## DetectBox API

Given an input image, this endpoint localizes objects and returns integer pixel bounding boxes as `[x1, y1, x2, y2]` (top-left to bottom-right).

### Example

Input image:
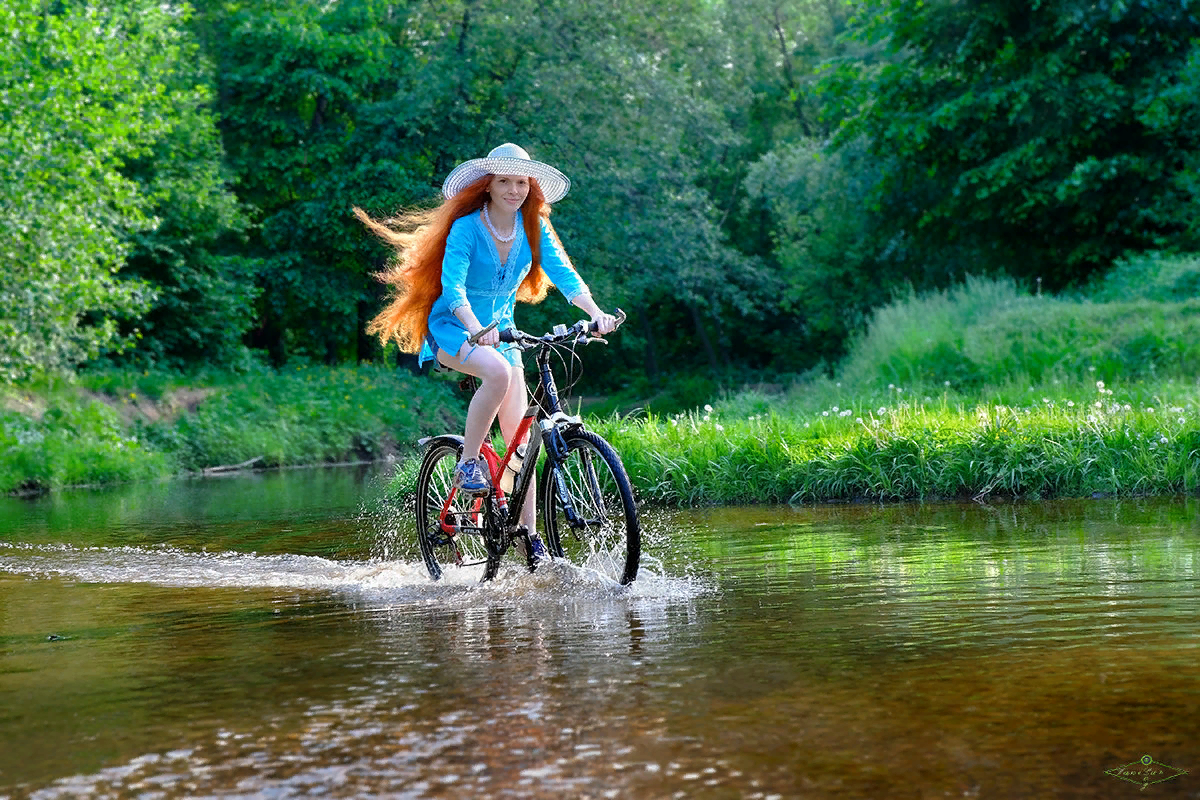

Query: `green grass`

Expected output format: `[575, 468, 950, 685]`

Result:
[593, 380, 1200, 506]
[136, 365, 463, 472]
[6, 256, 1200, 503]
[1, 394, 171, 493]
[2, 366, 465, 494]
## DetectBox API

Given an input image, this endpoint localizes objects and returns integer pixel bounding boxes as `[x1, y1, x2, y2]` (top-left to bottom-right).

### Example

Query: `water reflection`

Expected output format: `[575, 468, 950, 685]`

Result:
[2, 471, 1198, 798]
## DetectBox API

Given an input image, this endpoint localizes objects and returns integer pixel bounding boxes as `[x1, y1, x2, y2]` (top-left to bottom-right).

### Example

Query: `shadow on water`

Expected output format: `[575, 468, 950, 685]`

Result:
[2, 467, 1199, 798]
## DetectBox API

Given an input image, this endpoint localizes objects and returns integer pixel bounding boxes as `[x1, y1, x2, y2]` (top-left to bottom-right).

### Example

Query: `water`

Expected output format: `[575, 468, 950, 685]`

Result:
[2, 468, 1198, 798]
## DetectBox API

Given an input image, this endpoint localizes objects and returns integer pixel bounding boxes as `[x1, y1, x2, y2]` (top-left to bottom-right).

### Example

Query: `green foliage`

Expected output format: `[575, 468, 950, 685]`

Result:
[833, 0, 1200, 288]
[838, 274, 1200, 391]
[743, 136, 890, 364]
[140, 366, 464, 470]
[114, 51, 262, 372]
[1085, 252, 1200, 304]
[0, 0, 185, 382]
[0, 397, 170, 494]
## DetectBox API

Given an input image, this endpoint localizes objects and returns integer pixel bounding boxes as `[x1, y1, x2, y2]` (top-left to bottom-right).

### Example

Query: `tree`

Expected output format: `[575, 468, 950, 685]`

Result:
[113, 7, 261, 372]
[835, 0, 1200, 289]
[0, 0, 183, 382]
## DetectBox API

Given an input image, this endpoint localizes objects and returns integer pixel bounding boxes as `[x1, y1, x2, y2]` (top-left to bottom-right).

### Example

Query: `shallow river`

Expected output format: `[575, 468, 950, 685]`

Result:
[1, 467, 1198, 798]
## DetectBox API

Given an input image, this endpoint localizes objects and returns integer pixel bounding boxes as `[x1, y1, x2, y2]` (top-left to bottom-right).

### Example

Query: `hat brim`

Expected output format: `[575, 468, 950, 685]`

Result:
[441, 156, 571, 203]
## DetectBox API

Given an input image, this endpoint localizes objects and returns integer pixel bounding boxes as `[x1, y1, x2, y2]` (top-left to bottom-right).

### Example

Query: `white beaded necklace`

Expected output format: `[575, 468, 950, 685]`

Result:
[482, 202, 518, 243]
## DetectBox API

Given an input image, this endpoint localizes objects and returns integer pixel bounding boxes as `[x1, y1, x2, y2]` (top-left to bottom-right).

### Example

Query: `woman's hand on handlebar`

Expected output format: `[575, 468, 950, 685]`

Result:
[589, 311, 619, 336]
[467, 321, 499, 347]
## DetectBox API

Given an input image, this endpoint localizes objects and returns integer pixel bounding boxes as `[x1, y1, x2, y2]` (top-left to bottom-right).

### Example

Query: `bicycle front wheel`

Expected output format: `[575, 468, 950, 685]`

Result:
[541, 430, 640, 585]
[415, 439, 492, 582]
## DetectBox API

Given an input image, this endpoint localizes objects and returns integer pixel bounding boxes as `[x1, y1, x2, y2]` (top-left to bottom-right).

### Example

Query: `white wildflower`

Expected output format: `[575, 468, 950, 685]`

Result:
[1096, 380, 1105, 390]
[1067, 401, 1075, 407]
[704, 404, 713, 413]
[877, 407, 886, 415]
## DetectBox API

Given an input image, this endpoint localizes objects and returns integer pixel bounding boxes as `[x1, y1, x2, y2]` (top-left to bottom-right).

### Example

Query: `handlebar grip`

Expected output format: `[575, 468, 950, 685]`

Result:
[499, 329, 518, 344]
[588, 308, 626, 334]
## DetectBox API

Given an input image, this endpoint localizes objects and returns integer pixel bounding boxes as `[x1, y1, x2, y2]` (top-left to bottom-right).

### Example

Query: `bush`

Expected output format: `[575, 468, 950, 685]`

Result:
[143, 365, 465, 471]
[1086, 252, 1200, 303]
[1, 400, 170, 493]
[838, 272, 1200, 392]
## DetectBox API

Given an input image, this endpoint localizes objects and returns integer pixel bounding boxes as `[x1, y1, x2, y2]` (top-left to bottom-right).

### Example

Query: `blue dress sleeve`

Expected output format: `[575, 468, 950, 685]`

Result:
[441, 220, 473, 312]
[539, 219, 589, 302]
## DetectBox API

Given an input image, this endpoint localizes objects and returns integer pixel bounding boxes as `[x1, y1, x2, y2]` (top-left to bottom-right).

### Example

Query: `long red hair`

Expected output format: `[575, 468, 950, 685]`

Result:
[356, 176, 559, 354]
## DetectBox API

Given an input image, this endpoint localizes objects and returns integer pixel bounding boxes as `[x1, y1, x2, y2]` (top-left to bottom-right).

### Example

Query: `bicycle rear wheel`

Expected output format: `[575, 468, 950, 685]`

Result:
[415, 438, 492, 581]
[541, 430, 640, 585]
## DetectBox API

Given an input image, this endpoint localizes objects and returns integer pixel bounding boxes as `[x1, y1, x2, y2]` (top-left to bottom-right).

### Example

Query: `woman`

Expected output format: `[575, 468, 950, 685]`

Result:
[356, 143, 616, 551]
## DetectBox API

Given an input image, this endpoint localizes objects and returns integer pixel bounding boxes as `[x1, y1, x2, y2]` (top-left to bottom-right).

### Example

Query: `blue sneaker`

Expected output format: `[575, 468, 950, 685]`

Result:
[529, 535, 548, 562]
[453, 457, 490, 494]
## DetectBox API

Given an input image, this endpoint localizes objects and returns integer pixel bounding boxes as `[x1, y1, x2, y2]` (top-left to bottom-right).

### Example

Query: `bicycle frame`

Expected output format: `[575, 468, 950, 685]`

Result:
[434, 336, 587, 547]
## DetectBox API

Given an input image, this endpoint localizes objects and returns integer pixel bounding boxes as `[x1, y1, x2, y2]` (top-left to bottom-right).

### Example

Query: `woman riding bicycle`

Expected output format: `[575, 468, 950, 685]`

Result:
[355, 143, 618, 551]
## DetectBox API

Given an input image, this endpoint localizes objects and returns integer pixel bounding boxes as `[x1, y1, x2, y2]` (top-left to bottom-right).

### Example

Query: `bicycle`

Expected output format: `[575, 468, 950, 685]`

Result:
[413, 310, 641, 585]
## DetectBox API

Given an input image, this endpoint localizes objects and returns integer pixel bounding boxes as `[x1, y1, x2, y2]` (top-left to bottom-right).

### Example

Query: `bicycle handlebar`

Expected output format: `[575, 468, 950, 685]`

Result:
[468, 309, 626, 347]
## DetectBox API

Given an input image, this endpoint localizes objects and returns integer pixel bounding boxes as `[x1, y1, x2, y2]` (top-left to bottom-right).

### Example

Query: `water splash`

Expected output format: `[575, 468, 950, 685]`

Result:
[0, 540, 710, 609]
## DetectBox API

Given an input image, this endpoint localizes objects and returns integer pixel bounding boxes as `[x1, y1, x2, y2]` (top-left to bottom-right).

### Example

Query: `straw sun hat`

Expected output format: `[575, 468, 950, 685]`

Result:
[441, 143, 571, 203]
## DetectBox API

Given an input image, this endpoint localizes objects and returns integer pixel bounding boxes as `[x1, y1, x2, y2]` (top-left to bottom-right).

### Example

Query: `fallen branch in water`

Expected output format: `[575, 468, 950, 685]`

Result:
[203, 456, 264, 475]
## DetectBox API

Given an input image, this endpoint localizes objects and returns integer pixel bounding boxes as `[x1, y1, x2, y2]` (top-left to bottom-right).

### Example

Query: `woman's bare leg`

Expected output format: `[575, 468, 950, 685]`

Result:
[437, 345, 537, 532]
[437, 343, 513, 462]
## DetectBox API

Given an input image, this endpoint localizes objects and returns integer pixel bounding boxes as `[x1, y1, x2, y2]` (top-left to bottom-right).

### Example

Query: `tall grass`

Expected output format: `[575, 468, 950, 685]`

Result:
[595, 389, 1200, 506]
[1085, 251, 1200, 303]
[591, 263, 1200, 506]
[838, 271, 1200, 390]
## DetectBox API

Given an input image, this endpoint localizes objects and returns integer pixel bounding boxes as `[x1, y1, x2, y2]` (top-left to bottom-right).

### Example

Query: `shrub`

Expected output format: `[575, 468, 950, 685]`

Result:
[1087, 252, 1200, 303]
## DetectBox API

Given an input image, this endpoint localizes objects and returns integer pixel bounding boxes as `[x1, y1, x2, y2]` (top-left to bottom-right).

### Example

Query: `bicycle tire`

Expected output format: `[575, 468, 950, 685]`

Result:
[540, 429, 640, 585]
[415, 438, 493, 582]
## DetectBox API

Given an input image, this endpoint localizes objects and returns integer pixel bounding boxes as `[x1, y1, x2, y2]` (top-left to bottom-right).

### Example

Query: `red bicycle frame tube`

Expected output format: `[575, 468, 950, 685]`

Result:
[436, 407, 537, 535]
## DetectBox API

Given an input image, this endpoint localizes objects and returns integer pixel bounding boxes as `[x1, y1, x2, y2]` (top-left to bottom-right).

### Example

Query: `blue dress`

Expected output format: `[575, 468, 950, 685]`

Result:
[421, 211, 590, 366]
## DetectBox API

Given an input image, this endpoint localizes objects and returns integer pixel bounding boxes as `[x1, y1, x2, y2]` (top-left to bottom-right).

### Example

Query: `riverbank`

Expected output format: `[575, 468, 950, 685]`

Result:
[597, 377, 1200, 505]
[4, 367, 1198, 505]
[6, 267, 1199, 503]
[0, 365, 466, 495]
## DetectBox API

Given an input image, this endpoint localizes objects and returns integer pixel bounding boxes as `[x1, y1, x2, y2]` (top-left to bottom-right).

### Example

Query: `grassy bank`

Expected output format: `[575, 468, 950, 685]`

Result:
[6, 256, 1200, 504]
[590, 257, 1200, 505]
[1, 365, 465, 494]
[593, 378, 1199, 506]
